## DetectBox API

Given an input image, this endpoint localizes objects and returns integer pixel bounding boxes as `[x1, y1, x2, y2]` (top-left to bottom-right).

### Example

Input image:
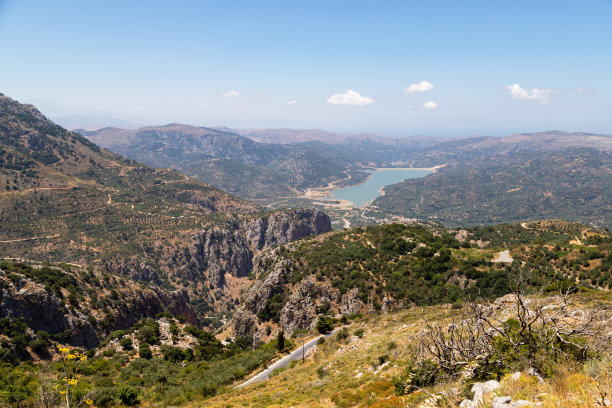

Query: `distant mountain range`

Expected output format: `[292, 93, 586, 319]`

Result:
[77, 125, 612, 229]
[372, 132, 612, 228]
[77, 124, 355, 199]
[52, 114, 145, 130]
[223, 127, 439, 145]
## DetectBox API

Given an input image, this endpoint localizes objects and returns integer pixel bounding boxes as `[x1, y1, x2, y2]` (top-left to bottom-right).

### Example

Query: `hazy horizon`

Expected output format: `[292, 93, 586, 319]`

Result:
[48, 112, 611, 140]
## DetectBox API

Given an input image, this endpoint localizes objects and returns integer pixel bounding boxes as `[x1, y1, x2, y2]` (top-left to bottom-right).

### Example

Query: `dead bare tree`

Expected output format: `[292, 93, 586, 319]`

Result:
[417, 271, 609, 381]
[418, 314, 497, 377]
[35, 364, 60, 408]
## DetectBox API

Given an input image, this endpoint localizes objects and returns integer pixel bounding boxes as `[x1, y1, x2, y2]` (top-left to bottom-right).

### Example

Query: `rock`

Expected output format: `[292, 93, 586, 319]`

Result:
[381, 296, 393, 313]
[241, 209, 331, 251]
[230, 309, 258, 337]
[461, 380, 501, 408]
[171, 208, 331, 292]
[0, 275, 97, 347]
[355, 372, 363, 379]
[472, 380, 501, 396]
[492, 397, 513, 407]
[492, 396, 533, 408]
[374, 361, 390, 374]
[511, 371, 521, 381]
[339, 287, 364, 315]
[527, 367, 545, 383]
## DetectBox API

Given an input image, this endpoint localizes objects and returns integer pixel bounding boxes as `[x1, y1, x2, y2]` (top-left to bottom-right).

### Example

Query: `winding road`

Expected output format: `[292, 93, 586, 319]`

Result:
[236, 329, 337, 388]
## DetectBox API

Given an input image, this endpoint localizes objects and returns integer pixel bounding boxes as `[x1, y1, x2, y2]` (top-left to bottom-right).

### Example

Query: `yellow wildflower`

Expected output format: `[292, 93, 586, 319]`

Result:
[60, 390, 66, 395]
[68, 378, 78, 386]
[85, 400, 94, 405]
[66, 354, 76, 360]
[58, 347, 70, 353]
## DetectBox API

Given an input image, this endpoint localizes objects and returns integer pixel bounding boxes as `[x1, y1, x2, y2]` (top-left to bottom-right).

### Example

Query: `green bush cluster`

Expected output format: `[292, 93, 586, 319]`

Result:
[317, 316, 335, 334]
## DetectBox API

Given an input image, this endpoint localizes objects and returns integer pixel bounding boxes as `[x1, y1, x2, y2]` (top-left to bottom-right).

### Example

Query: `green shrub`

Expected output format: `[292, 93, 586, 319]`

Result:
[394, 360, 440, 395]
[200, 383, 217, 398]
[354, 328, 365, 338]
[276, 330, 285, 352]
[29, 338, 50, 356]
[119, 337, 132, 350]
[378, 354, 389, 366]
[317, 366, 327, 378]
[138, 342, 152, 359]
[161, 345, 194, 363]
[336, 328, 349, 341]
[257, 293, 286, 323]
[316, 316, 334, 334]
[92, 388, 115, 407]
[136, 325, 159, 345]
[116, 385, 138, 406]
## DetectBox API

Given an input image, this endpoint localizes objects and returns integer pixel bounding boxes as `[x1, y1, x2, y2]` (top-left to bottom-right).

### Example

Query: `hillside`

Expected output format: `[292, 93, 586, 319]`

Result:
[207, 290, 612, 408]
[78, 125, 353, 199]
[227, 219, 612, 342]
[0, 93, 257, 265]
[373, 148, 612, 228]
[389, 131, 612, 169]
[0, 94, 332, 333]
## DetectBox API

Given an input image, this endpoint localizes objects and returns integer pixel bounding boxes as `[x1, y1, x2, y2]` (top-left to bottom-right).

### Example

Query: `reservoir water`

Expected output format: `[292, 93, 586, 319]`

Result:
[329, 168, 432, 207]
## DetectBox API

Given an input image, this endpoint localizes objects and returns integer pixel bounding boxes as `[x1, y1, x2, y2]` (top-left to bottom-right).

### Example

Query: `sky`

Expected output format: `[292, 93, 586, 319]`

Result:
[1, 0, 611, 136]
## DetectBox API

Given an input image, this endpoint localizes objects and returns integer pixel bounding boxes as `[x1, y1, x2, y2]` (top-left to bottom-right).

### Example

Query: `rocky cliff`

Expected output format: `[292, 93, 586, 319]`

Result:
[96, 208, 331, 317]
[170, 209, 332, 313]
[0, 264, 199, 348]
[229, 240, 365, 343]
[171, 208, 330, 286]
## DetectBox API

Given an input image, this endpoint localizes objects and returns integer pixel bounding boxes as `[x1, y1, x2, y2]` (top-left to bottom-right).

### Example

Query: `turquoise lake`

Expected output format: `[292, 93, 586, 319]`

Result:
[329, 168, 432, 207]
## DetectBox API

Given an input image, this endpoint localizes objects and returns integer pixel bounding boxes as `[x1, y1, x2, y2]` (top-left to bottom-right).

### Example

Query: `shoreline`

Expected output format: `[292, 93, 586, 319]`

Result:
[301, 164, 444, 205]
[373, 164, 446, 172]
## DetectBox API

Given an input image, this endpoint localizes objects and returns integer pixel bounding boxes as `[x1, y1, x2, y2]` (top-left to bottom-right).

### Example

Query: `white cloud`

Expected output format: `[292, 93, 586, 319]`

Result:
[404, 80, 435, 94]
[286, 100, 297, 105]
[405, 104, 414, 109]
[326, 90, 375, 106]
[221, 90, 239, 98]
[423, 100, 438, 109]
[504, 84, 559, 104]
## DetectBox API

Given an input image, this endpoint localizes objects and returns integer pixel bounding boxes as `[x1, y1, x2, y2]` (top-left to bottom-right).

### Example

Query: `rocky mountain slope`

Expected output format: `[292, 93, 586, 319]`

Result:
[78, 124, 352, 199]
[384, 130, 612, 169]
[0, 93, 332, 341]
[373, 147, 612, 228]
[0, 261, 197, 348]
[227, 220, 612, 342]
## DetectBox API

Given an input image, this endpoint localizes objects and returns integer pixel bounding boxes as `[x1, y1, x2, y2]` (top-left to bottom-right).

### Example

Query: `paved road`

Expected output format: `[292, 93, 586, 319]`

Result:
[236, 330, 337, 388]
